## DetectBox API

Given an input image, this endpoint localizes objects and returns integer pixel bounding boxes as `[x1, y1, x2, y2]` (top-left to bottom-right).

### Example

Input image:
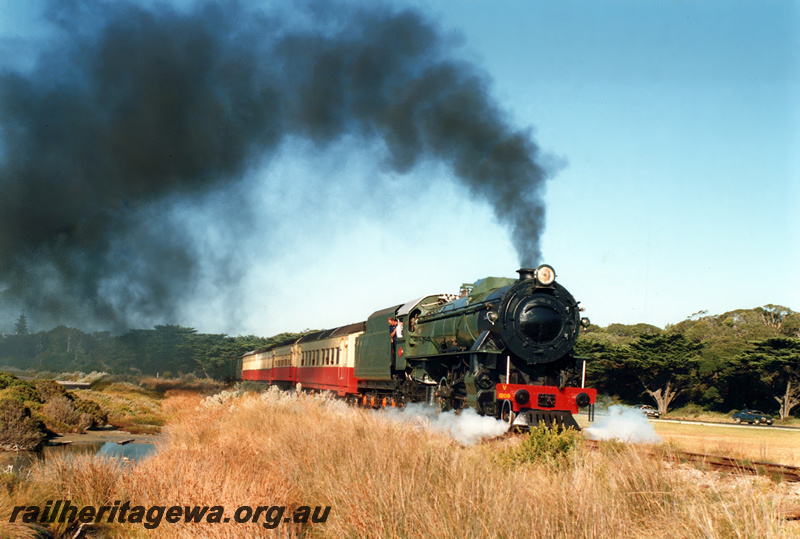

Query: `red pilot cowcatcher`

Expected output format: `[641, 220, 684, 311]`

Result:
[495, 384, 597, 414]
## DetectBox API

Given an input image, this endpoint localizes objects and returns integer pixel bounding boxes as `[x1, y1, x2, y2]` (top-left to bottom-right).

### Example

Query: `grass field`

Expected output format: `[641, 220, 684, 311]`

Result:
[577, 410, 800, 467]
[653, 421, 800, 467]
[71, 382, 167, 434]
[2, 388, 799, 538]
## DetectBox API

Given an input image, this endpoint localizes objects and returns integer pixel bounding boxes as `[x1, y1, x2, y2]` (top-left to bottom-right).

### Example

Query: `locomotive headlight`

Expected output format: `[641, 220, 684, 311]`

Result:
[535, 264, 556, 286]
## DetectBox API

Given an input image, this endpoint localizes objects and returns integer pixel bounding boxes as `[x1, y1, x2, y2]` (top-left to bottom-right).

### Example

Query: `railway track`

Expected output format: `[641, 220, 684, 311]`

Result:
[583, 439, 800, 483]
[668, 450, 800, 521]
[670, 450, 800, 482]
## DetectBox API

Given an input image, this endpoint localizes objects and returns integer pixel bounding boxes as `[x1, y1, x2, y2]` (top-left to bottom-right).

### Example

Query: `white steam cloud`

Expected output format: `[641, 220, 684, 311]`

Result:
[385, 403, 509, 445]
[584, 404, 662, 444]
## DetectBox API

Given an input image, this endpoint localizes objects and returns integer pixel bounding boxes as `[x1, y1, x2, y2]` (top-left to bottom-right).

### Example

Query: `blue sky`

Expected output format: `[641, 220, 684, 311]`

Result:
[0, 0, 797, 335]
[404, 0, 799, 328]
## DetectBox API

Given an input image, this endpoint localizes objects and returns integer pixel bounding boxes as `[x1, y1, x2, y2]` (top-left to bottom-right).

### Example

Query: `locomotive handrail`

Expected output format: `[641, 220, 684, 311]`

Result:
[403, 348, 504, 361]
[417, 301, 498, 324]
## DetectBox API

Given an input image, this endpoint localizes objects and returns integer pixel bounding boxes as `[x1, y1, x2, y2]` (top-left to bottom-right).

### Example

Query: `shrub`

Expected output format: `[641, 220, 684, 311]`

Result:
[35, 380, 68, 402]
[0, 469, 23, 494]
[0, 398, 46, 450]
[0, 371, 30, 390]
[0, 384, 40, 405]
[41, 396, 99, 432]
[74, 398, 108, 426]
[0, 373, 39, 405]
[500, 424, 582, 468]
[140, 374, 225, 394]
[43, 396, 81, 427]
[669, 403, 706, 418]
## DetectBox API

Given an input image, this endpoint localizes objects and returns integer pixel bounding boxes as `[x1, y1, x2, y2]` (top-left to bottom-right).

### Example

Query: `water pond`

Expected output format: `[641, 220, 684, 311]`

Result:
[1, 439, 159, 475]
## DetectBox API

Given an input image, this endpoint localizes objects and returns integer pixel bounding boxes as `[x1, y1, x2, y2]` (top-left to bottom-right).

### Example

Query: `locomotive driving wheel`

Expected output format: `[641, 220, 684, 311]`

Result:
[500, 399, 515, 426]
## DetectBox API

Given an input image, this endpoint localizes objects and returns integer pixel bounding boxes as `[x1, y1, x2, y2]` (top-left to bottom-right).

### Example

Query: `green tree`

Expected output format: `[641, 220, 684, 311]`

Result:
[575, 337, 638, 401]
[738, 337, 800, 420]
[13, 312, 29, 335]
[756, 305, 795, 332]
[627, 333, 702, 414]
[781, 313, 800, 338]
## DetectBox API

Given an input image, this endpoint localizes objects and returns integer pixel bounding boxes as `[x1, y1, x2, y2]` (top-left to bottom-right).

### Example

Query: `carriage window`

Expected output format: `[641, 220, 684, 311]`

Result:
[336, 348, 340, 365]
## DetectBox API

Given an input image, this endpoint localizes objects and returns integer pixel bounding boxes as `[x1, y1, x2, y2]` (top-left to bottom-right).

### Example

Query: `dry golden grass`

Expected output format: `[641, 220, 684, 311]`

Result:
[2, 388, 799, 538]
[653, 421, 800, 466]
[139, 376, 226, 395]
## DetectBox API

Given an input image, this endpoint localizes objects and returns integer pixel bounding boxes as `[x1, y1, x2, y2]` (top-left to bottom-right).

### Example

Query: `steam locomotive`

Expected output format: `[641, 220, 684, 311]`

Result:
[238, 265, 596, 429]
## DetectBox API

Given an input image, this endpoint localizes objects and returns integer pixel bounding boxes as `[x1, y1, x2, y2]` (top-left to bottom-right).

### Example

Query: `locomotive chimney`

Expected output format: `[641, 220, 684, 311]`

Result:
[516, 268, 536, 282]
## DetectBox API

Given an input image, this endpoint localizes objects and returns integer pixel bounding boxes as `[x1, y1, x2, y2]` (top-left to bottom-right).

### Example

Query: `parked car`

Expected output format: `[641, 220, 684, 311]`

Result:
[732, 410, 773, 425]
[633, 404, 661, 419]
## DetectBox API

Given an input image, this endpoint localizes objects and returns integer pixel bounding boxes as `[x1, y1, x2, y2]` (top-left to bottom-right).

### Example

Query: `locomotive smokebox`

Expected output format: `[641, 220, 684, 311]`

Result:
[516, 268, 536, 281]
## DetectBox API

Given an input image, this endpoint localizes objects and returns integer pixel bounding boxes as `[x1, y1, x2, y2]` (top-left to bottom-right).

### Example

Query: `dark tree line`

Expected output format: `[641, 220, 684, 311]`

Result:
[0, 323, 307, 380]
[1, 305, 798, 418]
[576, 305, 800, 418]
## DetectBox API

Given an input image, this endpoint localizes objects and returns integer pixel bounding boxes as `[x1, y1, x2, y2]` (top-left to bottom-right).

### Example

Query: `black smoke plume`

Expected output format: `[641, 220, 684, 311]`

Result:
[0, 0, 551, 331]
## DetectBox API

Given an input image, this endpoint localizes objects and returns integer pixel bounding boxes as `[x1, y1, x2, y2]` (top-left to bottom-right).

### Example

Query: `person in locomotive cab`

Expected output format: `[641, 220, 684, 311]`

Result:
[388, 317, 399, 360]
